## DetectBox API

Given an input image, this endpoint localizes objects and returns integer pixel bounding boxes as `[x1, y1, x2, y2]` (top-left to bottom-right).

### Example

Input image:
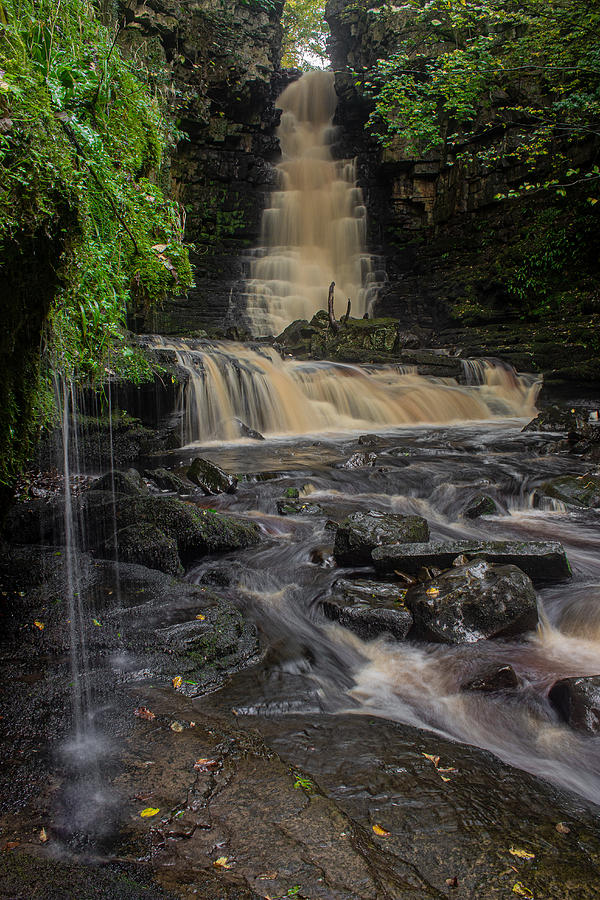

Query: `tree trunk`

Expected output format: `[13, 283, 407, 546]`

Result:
[328, 281, 339, 332]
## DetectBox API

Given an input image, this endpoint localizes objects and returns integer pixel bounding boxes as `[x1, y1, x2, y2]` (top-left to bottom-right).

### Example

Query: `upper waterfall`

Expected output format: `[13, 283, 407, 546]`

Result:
[243, 71, 380, 337]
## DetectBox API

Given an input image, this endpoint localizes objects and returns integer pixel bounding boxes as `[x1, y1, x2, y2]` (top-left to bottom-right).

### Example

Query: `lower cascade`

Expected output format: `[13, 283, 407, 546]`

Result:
[149, 336, 539, 444]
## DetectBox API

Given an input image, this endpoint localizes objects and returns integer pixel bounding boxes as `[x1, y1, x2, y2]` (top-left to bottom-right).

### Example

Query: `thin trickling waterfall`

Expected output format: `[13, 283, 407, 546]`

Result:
[244, 71, 381, 337]
[148, 336, 539, 444]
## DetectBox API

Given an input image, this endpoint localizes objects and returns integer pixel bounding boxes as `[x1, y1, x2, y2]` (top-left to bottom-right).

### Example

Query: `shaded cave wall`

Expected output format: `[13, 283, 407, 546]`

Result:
[326, 0, 600, 382]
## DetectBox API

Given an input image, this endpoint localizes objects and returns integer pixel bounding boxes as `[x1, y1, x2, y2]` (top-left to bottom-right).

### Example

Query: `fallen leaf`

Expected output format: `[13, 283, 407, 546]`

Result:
[170, 721, 185, 732]
[512, 883, 534, 898]
[555, 822, 570, 834]
[426, 586, 440, 596]
[214, 856, 232, 868]
[39, 827, 48, 843]
[33, 621, 45, 631]
[172, 675, 183, 689]
[3, 841, 20, 851]
[134, 706, 156, 721]
[195, 614, 206, 621]
[151, 243, 168, 253]
[422, 753, 441, 767]
[140, 807, 160, 818]
[437, 767, 457, 774]
[258, 872, 278, 880]
[92, 618, 102, 627]
[445, 876, 458, 888]
[439, 775, 451, 783]
[194, 758, 218, 771]
[372, 824, 390, 837]
[509, 847, 535, 860]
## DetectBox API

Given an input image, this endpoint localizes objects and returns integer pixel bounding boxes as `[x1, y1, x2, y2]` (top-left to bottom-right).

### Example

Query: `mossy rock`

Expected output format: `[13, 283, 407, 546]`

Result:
[540, 474, 600, 508]
[104, 523, 183, 576]
[334, 512, 430, 566]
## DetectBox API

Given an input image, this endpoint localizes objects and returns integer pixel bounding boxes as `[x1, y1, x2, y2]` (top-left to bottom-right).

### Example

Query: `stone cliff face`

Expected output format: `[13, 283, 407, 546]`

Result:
[119, 0, 286, 333]
[326, 0, 600, 383]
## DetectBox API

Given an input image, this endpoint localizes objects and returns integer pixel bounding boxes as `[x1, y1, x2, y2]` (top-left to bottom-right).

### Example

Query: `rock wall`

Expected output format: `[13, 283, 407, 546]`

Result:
[119, 0, 286, 334]
[326, 0, 600, 383]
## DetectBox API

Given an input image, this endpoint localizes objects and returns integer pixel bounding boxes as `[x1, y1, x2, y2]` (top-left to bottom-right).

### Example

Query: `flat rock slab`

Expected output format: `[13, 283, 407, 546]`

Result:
[372, 539, 571, 582]
[334, 512, 430, 566]
[405, 560, 538, 644]
[322, 579, 413, 640]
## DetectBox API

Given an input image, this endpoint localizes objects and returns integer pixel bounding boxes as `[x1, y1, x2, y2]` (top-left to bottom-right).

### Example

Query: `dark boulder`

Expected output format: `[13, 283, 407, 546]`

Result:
[372, 539, 571, 582]
[322, 578, 413, 640]
[539, 474, 600, 509]
[548, 676, 600, 734]
[357, 434, 385, 447]
[334, 512, 430, 566]
[461, 494, 500, 519]
[405, 559, 539, 644]
[277, 499, 324, 516]
[103, 523, 183, 576]
[187, 457, 238, 494]
[144, 467, 193, 494]
[461, 664, 520, 692]
[230, 418, 265, 441]
[89, 468, 147, 495]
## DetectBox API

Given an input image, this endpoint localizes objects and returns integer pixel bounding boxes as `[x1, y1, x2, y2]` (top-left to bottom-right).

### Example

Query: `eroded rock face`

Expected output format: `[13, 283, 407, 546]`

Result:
[404, 559, 539, 644]
[461, 664, 520, 693]
[119, 0, 286, 333]
[334, 511, 430, 566]
[372, 538, 571, 582]
[549, 676, 600, 735]
[540, 474, 600, 509]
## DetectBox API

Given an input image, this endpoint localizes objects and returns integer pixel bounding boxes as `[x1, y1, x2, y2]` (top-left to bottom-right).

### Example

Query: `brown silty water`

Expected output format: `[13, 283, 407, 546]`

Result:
[244, 70, 379, 336]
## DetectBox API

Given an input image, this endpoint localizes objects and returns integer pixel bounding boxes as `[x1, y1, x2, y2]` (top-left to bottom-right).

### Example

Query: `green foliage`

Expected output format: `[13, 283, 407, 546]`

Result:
[281, 0, 329, 69]
[0, 0, 193, 385]
[355, 0, 600, 199]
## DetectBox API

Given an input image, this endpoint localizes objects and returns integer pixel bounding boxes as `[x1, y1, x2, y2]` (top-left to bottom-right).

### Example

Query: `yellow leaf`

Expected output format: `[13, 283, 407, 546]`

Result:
[509, 847, 535, 860]
[439, 775, 451, 783]
[33, 620, 45, 630]
[512, 883, 534, 898]
[39, 827, 48, 843]
[214, 856, 232, 868]
[172, 675, 183, 689]
[195, 614, 206, 621]
[422, 753, 441, 767]
[426, 587, 440, 596]
[140, 807, 159, 818]
[170, 721, 185, 732]
[372, 824, 390, 837]
[555, 822, 570, 834]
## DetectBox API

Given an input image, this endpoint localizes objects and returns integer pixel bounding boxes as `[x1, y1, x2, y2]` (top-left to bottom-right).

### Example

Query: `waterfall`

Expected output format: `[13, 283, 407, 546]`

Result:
[148, 336, 539, 444]
[244, 71, 381, 337]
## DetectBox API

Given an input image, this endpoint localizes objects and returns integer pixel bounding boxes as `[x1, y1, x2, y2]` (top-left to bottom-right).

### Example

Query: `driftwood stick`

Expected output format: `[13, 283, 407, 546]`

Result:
[327, 281, 339, 332]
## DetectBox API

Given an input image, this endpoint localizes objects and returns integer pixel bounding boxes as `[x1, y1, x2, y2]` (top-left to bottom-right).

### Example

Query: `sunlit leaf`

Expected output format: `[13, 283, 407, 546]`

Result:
[172, 675, 183, 689]
[134, 706, 156, 721]
[509, 847, 535, 860]
[372, 824, 390, 836]
[512, 883, 534, 899]
[33, 620, 45, 630]
[214, 856, 232, 868]
[140, 807, 159, 818]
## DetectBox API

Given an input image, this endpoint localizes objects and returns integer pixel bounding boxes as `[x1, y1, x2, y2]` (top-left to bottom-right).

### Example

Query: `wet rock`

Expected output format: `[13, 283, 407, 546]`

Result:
[461, 664, 520, 692]
[187, 456, 238, 495]
[523, 405, 589, 434]
[334, 512, 430, 566]
[144, 467, 193, 494]
[89, 468, 147, 495]
[372, 538, 571, 582]
[357, 434, 384, 446]
[549, 676, 600, 734]
[2, 498, 56, 544]
[283, 486, 300, 499]
[78, 492, 261, 564]
[322, 578, 413, 640]
[103, 523, 183, 577]
[405, 559, 538, 643]
[231, 417, 265, 441]
[340, 451, 377, 469]
[276, 499, 324, 516]
[539, 473, 600, 509]
[461, 493, 500, 518]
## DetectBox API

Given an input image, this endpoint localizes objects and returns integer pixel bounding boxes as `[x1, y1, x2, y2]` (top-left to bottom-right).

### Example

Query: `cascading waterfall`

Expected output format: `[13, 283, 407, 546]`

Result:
[244, 71, 382, 337]
[149, 336, 539, 444]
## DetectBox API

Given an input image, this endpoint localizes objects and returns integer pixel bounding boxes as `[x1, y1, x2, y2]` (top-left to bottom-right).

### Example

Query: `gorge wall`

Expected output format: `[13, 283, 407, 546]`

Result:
[119, 0, 286, 335]
[326, 0, 600, 385]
